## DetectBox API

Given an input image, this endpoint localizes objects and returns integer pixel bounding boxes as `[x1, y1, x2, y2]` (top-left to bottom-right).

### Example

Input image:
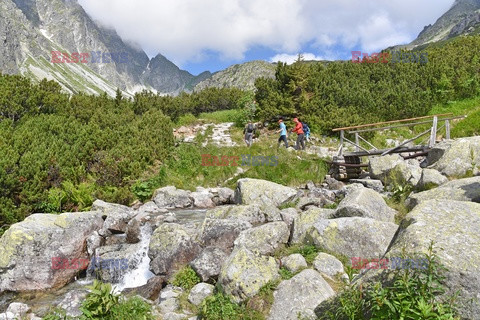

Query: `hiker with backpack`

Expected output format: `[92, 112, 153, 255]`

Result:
[302, 121, 310, 141]
[276, 117, 289, 148]
[291, 118, 305, 150]
[244, 121, 256, 147]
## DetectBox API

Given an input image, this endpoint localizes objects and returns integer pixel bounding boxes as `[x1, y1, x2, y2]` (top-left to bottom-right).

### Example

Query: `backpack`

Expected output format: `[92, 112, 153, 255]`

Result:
[302, 122, 310, 134]
[247, 123, 254, 133]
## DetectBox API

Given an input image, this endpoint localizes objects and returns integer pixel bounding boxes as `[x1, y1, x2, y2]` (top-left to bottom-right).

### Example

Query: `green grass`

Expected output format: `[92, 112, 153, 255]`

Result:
[199, 109, 244, 125]
[200, 293, 264, 320]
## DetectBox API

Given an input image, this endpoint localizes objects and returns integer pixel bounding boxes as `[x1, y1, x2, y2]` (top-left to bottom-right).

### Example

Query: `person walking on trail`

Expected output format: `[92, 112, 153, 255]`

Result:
[244, 121, 256, 147]
[291, 118, 305, 150]
[276, 118, 289, 148]
[302, 121, 310, 142]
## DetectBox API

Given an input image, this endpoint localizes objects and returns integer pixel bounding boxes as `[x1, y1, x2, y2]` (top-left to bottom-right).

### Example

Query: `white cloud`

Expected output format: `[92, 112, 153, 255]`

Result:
[270, 53, 326, 64]
[77, 0, 454, 66]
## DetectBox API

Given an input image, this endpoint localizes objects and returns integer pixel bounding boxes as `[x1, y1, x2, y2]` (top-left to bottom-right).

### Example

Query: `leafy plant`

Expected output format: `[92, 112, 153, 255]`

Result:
[199, 293, 264, 320]
[171, 266, 201, 290]
[79, 280, 119, 319]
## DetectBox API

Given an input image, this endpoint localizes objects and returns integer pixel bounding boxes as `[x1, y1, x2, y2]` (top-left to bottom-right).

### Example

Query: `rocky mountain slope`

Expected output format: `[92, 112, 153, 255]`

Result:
[0, 0, 207, 96]
[194, 60, 276, 92]
[408, 0, 480, 48]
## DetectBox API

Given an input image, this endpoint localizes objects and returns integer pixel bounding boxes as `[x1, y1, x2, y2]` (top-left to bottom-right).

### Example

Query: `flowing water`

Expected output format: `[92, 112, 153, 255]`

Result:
[5, 209, 208, 317]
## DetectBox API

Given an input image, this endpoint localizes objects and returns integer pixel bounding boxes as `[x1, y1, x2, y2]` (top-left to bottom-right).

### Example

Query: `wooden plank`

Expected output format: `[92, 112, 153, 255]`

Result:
[429, 116, 438, 148]
[381, 128, 431, 156]
[332, 113, 453, 132]
[344, 146, 427, 157]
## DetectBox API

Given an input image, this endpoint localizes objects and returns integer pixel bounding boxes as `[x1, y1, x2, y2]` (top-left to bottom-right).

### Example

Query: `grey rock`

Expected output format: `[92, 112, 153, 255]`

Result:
[218, 247, 279, 303]
[188, 283, 214, 305]
[268, 269, 335, 320]
[386, 200, 480, 320]
[291, 208, 336, 244]
[190, 247, 229, 282]
[122, 276, 165, 301]
[368, 154, 405, 182]
[158, 285, 183, 314]
[234, 222, 290, 255]
[190, 190, 215, 208]
[149, 223, 202, 276]
[306, 217, 398, 259]
[416, 168, 448, 190]
[333, 188, 396, 223]
[407, 176, 480, 209]
[312, 253, 345, 279]
[153, 186, 192, 209]
[323, 176, 345, 190]
[206, 204, 265, 225]
[95, 242, 143, 283]
[281, 254, 307, 273]
[6, 303, 29, 318]
[280, 208, 298, 230]
[0, 211, 103, 291]
[126, 217, 141, 243]
[87, 231, 104, 256]
[93, 200, 136, 234]
[296, 196, 331, 210]
[349, 179, 384, 192]
[200, 218, 252, 252]
[57, 289, 88, 317]
[234, 178, 297, 207]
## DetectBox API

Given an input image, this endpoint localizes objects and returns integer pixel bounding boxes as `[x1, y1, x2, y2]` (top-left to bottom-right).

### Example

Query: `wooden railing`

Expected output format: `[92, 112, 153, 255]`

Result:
[332, 113, 466, 157]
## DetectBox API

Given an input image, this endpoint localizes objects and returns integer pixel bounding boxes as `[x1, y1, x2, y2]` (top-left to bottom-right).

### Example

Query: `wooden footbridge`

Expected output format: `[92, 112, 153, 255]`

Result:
[330, 113, 466, 180]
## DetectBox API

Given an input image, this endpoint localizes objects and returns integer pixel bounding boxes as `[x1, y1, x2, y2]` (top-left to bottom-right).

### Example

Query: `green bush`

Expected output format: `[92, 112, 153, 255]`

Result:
[171, 266, 201, 290]
[319, 243, 460, 320]
[199, 293, 264, 320]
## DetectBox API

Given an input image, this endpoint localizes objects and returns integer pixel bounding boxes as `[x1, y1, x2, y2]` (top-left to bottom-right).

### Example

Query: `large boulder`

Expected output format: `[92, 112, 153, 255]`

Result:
[188, 283, 214, 306]
[205, 204, 265, 225]
[386, 200, 480, 319]
[312, 253, 345, 279]
[93, 200, 135, 234]
[148, 223, 202, 275]
[416, 168, 448, 190]
[305, 217, 398, 259]
[190, 188, 215, 208]
[406, 176, 480, 209]
[268, 269, 335, 320]
[210, 187, 235, 205]
[218, 247, 279, 303]
[368, 154, 405, 182]
[0, 212, 103, 291]
[234, 222, 290, 255]
[94, 242, 144, 283]
[291, 208, 335, 244]
[199, 218, 252, 252]
[333, 188, 396, 223]
[427, 137, 480, 178]
[153, 186, 192, 209]
[190, 247, 229, 282]
[234, 178, 297, 207]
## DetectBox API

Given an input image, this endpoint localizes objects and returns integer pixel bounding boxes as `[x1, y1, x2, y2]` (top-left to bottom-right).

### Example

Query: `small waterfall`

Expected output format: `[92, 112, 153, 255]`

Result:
[115, 224, 155, 292]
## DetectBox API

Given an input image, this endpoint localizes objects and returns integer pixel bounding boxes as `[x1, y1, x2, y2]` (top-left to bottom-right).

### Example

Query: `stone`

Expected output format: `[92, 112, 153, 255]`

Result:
[200, 218, 252, 252]
[312, 253, 345, 279]
[94, 241, 144, 283]
[188, 283, 215, 305]
[280, 208, 298, 230]
[323, 176, 345, 190]
[190, 247, 229, 282]
[427, 137, 480, 178]
[281, 254, 307, 273]
[56, 289, 88, 317]
[416, 168, 448, 190]
[291, 208, 336, 244]
[122, 276, 166, 301]
[349, 179, 384, 192]
[153, 186, 192, 209]
[86, 231, 103, 256]
[205, 204, 265, 225]
[158, 285, 183, 314]
[268, 269, 335, 320]
[386, 200, 480, 319]
[126, 217, 141, 243]
[148, 224, 202, 276]
[0, 211, 103, 291]
[296, 196, 331, 210]
[333, 188, 396, 223]
[93, 200, 135, 234]
[368, 154, 405, 182]
[305, 217, 398, 259]
[190, 190, 215, 208]
[6, 303, 29, 318]
[234, 178, 297, 207]
[406, 176, 480, 209]
[218, 247, 279, 303]
[234, 222, 290, 255]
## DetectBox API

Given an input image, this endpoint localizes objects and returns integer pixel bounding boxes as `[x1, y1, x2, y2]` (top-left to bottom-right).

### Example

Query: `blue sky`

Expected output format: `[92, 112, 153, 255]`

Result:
[78, 0, 454, 75]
